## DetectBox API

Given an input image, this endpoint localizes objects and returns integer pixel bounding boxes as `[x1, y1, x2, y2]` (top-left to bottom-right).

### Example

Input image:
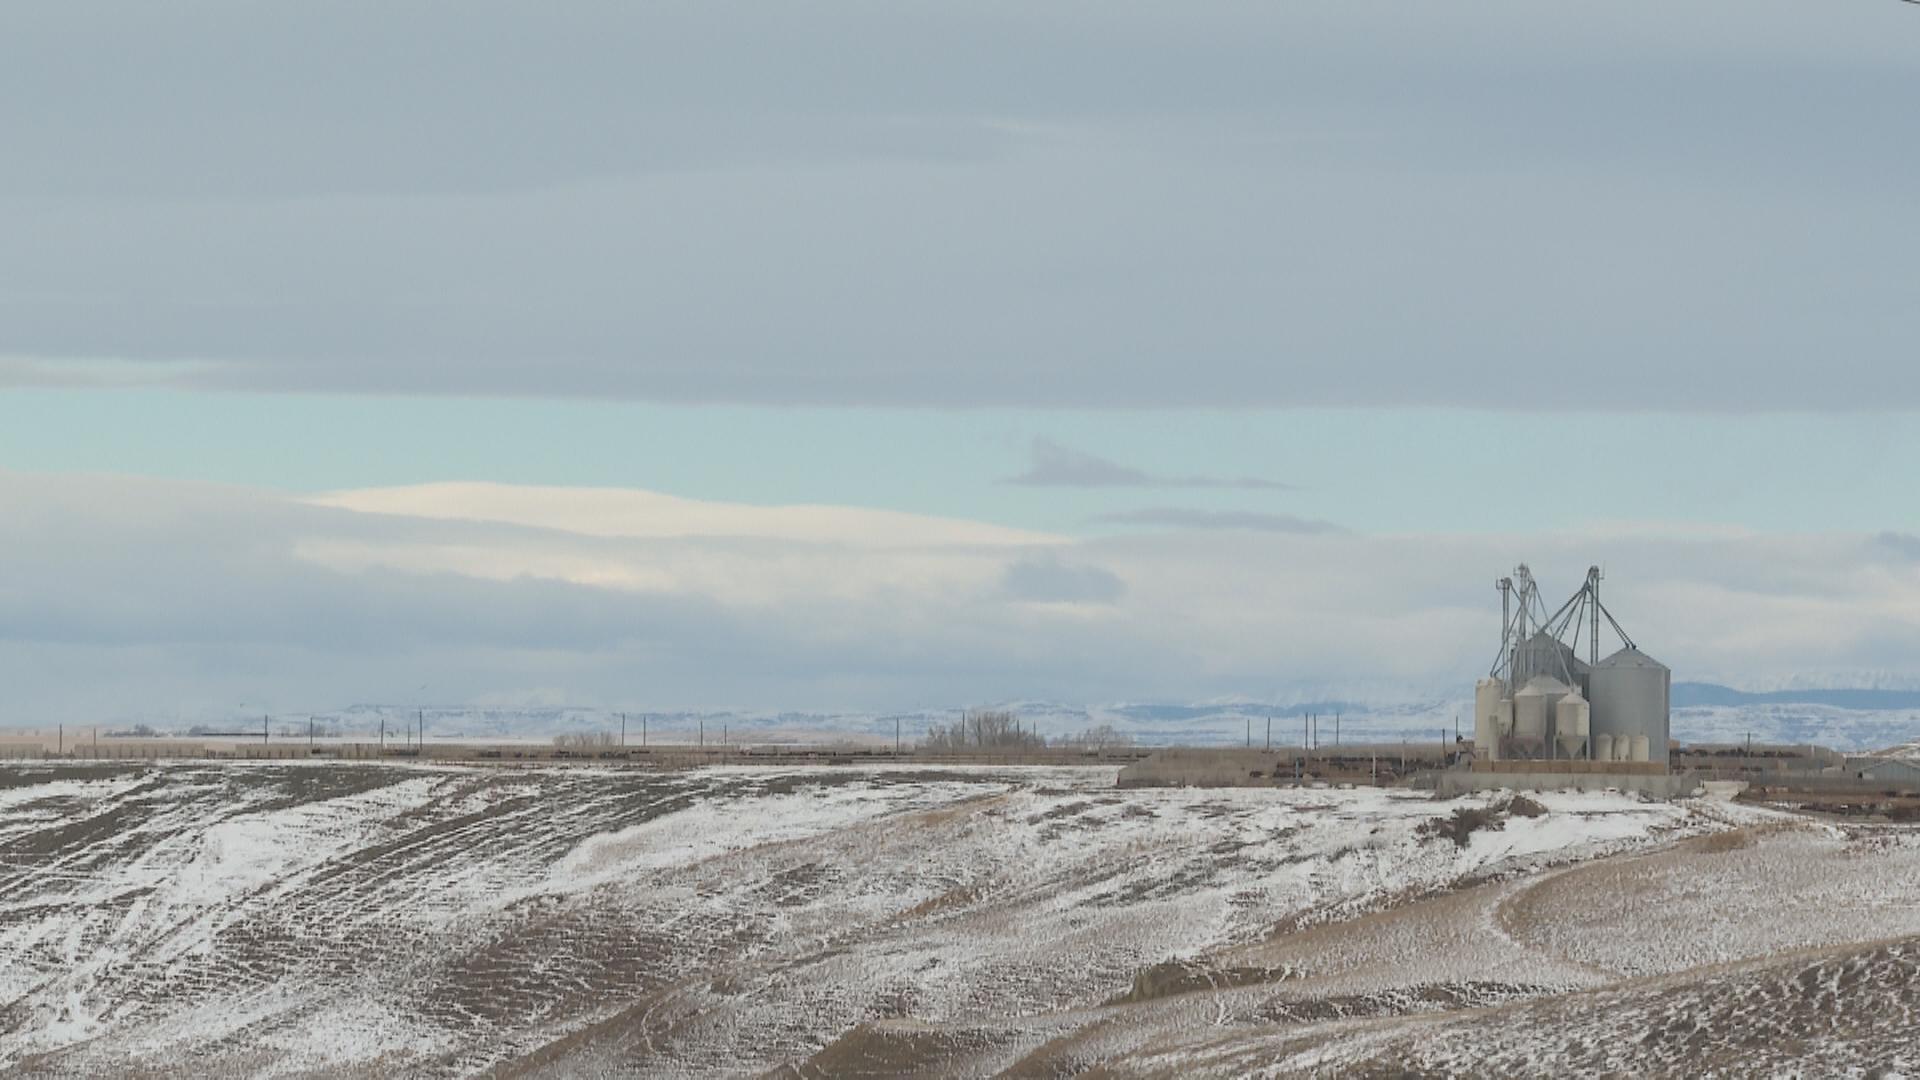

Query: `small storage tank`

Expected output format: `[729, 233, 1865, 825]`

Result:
[1475, 677, 1507, 761]
[1555, 688, 1590, 760]
[1510, 676, 1570, 760]
[1629, 734, 1651, 762]
[1593, 733, 1615, 762]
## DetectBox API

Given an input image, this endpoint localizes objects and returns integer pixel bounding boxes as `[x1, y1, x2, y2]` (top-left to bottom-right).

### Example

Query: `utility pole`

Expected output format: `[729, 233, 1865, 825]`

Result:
[1335, 713, 1341, 747]
[263, 715, 269, 745]
[896, 716, 902, 756]
[93, 726, 98, 758]
[380, 716, 386, 751]
[417, 710, 424, 753]
[1265, 716, 1271, 751]
[643, 714, 647, 747]
[1246, 716, 1251, 748]
[699, 720, 704, 748]
[308, 715, 314, 751]
[58, 724, 63, 757]
[621, 713, 627, 748]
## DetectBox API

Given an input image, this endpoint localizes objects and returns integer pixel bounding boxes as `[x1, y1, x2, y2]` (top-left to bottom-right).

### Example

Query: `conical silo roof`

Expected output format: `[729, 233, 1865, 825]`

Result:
[1596, 646, 1668, 671]
[1513, 631, 1589, 684]
[1512, 674, 1572, 698]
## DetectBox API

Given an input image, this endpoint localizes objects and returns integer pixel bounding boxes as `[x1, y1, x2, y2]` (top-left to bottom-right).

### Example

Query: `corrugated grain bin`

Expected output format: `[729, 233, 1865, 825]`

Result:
[1512, 631, 1591, 694]
[1589, 646, 1671, 767]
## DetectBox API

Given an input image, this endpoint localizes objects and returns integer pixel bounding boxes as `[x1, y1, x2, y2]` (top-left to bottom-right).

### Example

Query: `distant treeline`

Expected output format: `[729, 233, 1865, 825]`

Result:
[922, 711, 1132, 752]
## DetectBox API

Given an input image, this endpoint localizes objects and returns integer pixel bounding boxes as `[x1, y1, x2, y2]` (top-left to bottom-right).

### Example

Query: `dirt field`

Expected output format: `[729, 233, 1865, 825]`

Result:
[0, 763, 1912, 1077]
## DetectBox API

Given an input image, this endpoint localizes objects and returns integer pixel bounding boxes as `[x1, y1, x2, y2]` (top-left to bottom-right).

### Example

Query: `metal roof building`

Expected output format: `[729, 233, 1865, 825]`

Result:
[1850, 757, 1920, 786]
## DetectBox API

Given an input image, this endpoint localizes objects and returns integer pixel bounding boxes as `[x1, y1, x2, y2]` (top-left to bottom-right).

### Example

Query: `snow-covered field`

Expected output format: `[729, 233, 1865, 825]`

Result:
[0, 763, 1913, 1077]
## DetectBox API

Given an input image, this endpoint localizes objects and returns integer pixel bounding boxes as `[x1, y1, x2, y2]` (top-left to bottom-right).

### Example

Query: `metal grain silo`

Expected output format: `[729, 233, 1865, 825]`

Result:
[1475, 677, 1508, 761]
[1512, 631, 1590, 695]
[1593, 732, 1614, 762]
[1589, 646, 1670, 767]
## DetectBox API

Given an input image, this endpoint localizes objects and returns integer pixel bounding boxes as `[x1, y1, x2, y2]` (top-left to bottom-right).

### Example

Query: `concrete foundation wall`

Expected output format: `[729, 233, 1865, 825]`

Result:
[1472, 759, 1667, 777]
[1434, 769, 1703, 799]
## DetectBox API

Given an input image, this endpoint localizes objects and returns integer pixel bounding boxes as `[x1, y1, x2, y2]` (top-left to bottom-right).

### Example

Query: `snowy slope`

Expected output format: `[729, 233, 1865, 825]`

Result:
[1, 763, 1705, 1077]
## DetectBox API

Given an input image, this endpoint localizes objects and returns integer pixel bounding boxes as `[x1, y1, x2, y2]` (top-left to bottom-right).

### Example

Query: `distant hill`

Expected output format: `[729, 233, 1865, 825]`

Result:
[1673, 683, 1920, 711]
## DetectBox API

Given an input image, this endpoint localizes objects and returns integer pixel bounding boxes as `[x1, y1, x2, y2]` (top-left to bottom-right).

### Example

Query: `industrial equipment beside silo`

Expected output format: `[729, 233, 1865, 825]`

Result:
[1476, 565, 1671, 774]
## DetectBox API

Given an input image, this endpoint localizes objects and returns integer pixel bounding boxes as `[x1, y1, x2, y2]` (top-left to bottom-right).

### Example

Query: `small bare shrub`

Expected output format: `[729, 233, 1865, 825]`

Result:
[1696, 829, 1754, 853]
[1419, 805, 1505, 848]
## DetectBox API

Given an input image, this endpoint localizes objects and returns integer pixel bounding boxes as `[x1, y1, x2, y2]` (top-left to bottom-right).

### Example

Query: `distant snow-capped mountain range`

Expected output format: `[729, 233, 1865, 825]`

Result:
[134, 683, 1920, 754]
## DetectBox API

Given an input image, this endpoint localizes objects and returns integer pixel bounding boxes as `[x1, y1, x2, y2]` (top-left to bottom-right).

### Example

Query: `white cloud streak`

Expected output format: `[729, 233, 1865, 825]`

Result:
[308, 481, 1063, 549]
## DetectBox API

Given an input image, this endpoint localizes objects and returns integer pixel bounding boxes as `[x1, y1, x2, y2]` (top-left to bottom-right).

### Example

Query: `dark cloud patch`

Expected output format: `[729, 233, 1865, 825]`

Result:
[1005, 440, 1290, 490]
[1000, 555, 1127, 605]
[1090, 508, 1344, 534]
[1873, 532, 1920, 561]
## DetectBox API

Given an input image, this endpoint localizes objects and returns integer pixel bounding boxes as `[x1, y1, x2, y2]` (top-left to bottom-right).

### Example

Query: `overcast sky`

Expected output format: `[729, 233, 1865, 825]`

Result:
[4, 2, 1920, 722]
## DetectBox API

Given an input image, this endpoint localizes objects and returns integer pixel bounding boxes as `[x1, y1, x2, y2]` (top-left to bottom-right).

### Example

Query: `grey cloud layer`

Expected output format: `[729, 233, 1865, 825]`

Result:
[1090, 508, 1343, 534]
[1876, 533, 1920, 561]
[1005, 440, 1289, 489]
[5, 2, 1919, 408]
[1001, 555, 1127, 605]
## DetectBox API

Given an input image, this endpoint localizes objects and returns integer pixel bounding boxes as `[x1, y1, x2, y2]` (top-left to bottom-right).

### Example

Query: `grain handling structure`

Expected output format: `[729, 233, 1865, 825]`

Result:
[1475, 565, 1670, 770]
